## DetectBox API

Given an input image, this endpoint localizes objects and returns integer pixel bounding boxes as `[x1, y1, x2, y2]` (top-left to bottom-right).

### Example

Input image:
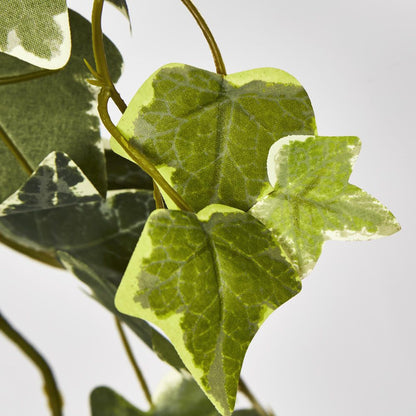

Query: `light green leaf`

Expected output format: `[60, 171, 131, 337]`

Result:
[115, 205, 300, 415]
[0, 10, 123, 202]
[0, 150, 184, 369]
[250, 135, 401, 276]
[0, 0, 70, 69]
[111, 64, 316, 211]
[90, 386, 146, 416]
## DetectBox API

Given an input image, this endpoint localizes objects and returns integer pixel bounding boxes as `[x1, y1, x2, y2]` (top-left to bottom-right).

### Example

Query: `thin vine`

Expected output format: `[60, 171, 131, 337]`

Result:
[115, 318, 153, 406]
[90, 0, 189, 211]
[0, 312, 63, 416]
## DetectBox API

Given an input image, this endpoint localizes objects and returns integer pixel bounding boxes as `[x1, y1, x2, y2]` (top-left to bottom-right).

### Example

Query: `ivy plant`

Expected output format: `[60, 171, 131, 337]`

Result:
[0, 1, 400, 416]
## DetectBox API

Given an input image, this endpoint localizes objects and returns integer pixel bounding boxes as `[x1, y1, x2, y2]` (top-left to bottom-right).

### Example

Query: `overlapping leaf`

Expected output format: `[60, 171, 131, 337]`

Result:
[250, 135, 401, 276]
[0, 10, 123, 202]
[0, 151, 184, 369]
[111, 64, 316, 211]
[90, 372, 261, 416]
[0, 0, 70, 69]
[115, 205, 300, 415]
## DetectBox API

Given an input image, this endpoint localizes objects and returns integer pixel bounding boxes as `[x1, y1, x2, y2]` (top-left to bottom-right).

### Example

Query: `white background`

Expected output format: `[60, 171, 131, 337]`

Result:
[1, 1, 415, 415]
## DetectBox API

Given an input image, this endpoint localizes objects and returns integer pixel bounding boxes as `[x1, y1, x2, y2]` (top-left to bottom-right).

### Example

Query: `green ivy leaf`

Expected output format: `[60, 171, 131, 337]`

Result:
[0, 0, 70, 69]
[115, 205, 300, 415]
[105, 147, 153, 191]
[0, 10, 123, 202]
[91, 386, 146, 416]
[0, 150, 184, 370]
[111, 64, 316, 212]
[250, 135, 401, 276]
[0, 151, 151, 279]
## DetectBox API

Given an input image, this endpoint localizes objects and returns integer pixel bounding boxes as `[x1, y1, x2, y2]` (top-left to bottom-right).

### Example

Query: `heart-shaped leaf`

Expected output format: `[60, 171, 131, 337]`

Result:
[111, 64, 316, 211]
[0, 10, 123, 202]
[250, 135, 401, 276]
[0, 0, 70, 69]
[115, 205, 300, 415]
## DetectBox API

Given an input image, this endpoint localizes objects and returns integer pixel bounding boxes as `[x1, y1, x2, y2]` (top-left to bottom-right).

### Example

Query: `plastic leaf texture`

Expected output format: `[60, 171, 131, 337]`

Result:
[0, 10, 123, 201]
[0, 0, 70, 69]
[115, 204, 300, 415]
[250, 135, 401, 276]
[111, 64, 316, 211]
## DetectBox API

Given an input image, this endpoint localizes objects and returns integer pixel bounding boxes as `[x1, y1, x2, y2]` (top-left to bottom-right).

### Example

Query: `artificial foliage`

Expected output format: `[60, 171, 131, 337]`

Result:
[0, 1, 400, 416]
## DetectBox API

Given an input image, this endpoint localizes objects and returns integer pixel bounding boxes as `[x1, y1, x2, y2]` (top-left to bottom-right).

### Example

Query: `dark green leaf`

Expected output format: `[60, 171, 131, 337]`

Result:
[0, 150, 183, 369]
[111, 64, 316, 212]
[0, 0, 70, 68]
[250, 135, 401, 276]
[0, 10, 123, 202]
[115, 205, 300, 415]
[91, 386, 146, 416]
[105, 147, 153, 191]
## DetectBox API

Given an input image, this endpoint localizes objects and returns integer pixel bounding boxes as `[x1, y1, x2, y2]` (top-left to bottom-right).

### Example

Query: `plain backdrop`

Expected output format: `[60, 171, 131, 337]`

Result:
[1, 1, 415, 415]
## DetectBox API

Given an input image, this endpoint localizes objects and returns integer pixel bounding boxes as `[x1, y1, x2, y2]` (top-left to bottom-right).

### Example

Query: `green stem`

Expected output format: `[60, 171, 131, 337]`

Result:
[115, 318, 153, 406]
[0, 70, 60, 86]
[153, 180, 165, 209]
[238, 377, 272, 416]
[0, 312, 63, 416]
[180, 0, 227, 75]
[0, 124, 33, 175]
[91, 0, 171, 208]
[91, 0, 127, 112]
[97, 88, 192, 211]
